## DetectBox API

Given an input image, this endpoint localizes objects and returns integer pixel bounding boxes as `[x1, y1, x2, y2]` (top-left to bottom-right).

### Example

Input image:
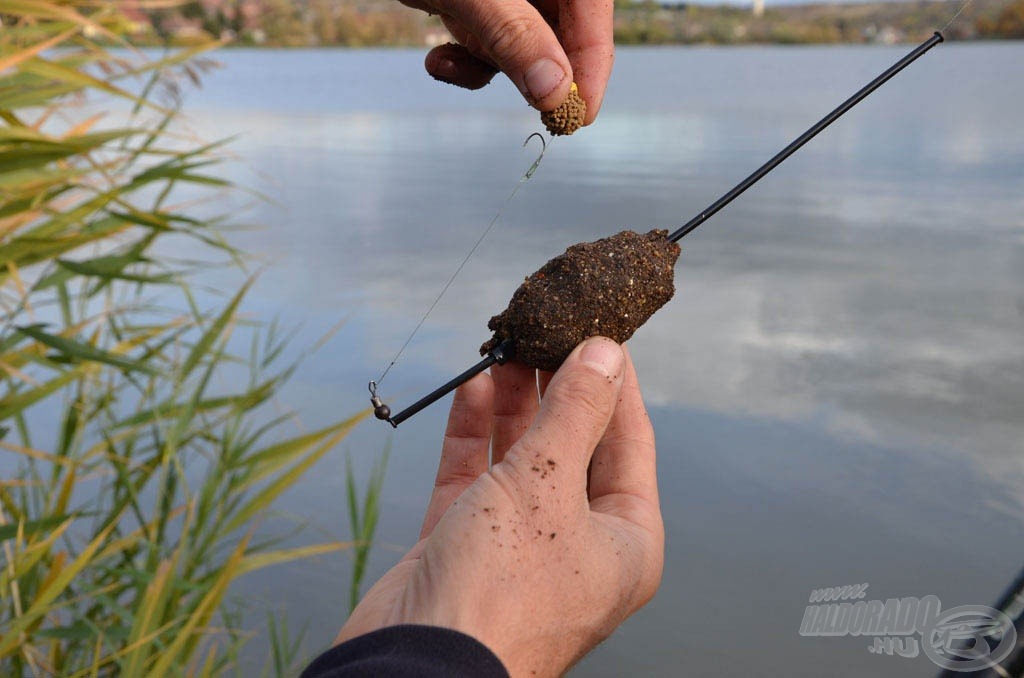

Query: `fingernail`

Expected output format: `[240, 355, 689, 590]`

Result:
[579, 338, 623, 378]
[523, 58, 567, 102]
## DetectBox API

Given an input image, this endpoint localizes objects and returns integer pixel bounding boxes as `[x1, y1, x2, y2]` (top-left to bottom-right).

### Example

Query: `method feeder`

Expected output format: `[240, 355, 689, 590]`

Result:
[369, 31, 945, 428]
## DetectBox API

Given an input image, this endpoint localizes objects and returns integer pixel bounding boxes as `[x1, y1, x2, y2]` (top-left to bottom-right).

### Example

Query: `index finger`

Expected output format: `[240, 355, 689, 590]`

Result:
[558, 0, 615, 124]
[490, 361, 540, 465]
[426, 0, 574, 111]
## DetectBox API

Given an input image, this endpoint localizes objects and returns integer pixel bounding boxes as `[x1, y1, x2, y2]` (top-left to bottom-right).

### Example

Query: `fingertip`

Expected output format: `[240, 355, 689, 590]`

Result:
[425, 42, 499, 90]
[455, 369, 494, 405]
[573, 51, 614, 125]
[582, 88, 604, 125]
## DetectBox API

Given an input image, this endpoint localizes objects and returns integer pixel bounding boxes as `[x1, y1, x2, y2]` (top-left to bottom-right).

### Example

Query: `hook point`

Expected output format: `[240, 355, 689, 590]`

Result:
[523, 131, 546, 152]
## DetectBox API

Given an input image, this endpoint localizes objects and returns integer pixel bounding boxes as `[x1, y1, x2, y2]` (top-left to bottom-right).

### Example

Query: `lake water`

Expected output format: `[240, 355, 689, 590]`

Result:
[179, 43, 1024, 676]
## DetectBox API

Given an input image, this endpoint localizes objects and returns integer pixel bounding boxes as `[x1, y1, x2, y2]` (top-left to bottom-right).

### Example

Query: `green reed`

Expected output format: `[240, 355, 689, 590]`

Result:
[0, 3, 378, 675]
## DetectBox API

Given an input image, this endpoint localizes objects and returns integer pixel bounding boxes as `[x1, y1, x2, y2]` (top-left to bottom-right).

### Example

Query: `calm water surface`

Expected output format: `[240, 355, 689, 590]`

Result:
[180, 44, 1024, 676]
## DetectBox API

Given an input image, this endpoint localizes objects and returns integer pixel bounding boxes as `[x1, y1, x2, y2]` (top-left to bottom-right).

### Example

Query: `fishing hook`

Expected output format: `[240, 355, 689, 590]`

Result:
[523, 132, 547, 179]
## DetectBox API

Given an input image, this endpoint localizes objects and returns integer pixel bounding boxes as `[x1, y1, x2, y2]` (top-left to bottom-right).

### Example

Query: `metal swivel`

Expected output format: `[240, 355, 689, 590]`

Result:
[368, 381, 391, 421]
[371, 396, 391, 421]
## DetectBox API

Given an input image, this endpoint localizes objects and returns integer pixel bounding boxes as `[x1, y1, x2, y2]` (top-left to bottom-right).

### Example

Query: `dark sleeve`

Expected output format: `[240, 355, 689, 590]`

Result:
[300, 624, 509, 678]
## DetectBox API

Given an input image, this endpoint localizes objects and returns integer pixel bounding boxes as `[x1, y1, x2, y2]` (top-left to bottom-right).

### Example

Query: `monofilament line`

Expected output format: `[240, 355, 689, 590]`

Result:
[372, 133, 550, 390]
[941, 0, 976, 34]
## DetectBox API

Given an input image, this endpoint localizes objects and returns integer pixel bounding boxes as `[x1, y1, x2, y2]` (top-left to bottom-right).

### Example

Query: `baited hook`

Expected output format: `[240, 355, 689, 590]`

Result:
[523, 132, 548, 179]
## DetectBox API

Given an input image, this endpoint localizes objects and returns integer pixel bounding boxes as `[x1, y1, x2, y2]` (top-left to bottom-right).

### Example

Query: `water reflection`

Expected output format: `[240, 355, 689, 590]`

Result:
[191, 109, 1024, 487]
[180, 44, 1024, 675]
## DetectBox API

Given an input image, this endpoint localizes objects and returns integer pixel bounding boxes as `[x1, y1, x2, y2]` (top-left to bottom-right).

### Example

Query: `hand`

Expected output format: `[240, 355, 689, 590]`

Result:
[336, 337, 664, 677]
[399, 0, 615, 125]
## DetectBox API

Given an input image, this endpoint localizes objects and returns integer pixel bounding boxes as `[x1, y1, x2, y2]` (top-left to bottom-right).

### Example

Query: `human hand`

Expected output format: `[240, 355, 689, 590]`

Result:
[336, 337, 664, 676]
[399, 0, 615, 125]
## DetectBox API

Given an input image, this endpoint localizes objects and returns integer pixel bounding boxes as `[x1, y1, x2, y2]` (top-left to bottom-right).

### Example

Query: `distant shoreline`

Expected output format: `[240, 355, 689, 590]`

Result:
[133, 0, 1022, 49]
[190, 37, 1022, 50]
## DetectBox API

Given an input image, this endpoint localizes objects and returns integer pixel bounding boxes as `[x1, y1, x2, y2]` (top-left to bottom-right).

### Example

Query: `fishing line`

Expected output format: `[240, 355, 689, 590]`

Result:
[941, 0, 977, 34]
[369, 132, 550, 398]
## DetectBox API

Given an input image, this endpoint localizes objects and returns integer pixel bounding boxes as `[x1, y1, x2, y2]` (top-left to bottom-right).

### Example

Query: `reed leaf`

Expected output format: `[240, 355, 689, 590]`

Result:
[15, 325, 159, 375]
[347, 444, 389, 611]
[0, 515, 70, 542]
[235, 542, 350, 578]
[179, 277, 253, 383]
[0, 520, 71, 587]
[0, 26, 78, 73]
[0, 364, 91, 420]
[224, 413, 368, 534]
[239, 413, 367, 489]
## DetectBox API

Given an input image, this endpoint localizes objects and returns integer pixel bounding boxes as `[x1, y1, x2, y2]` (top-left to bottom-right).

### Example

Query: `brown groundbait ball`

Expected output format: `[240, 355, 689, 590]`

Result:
[541, 83, 587, 136]
[481, 229, 681, 372]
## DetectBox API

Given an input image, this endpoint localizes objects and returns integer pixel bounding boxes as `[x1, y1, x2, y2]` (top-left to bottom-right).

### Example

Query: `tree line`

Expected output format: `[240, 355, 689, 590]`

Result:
[141, 0, 1024, 46]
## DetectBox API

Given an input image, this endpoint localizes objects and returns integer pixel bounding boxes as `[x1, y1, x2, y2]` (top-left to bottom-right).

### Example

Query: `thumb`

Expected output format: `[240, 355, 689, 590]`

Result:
[508, 337, 625, 478]
[441, 0, 573, 111]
